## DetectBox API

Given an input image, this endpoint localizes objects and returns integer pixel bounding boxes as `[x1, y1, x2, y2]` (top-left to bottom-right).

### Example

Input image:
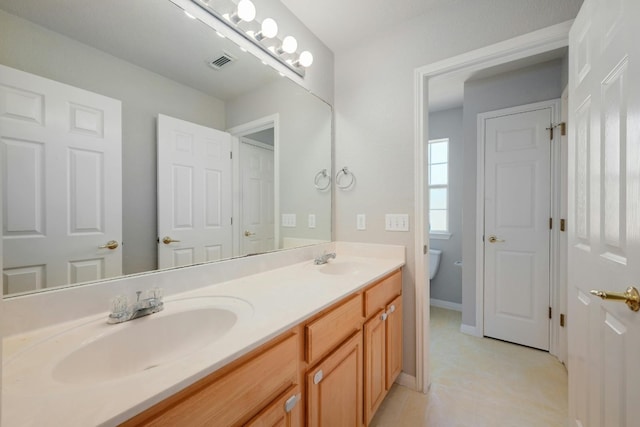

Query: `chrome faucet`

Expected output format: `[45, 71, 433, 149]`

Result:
[108, 288, 164, 324]
[314, 252, 336, 265]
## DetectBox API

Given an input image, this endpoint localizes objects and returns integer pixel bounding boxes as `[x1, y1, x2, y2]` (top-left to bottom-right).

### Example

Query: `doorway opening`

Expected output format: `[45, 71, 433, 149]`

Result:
[227, 114, 279, 257]
[413, 21, 573, 392]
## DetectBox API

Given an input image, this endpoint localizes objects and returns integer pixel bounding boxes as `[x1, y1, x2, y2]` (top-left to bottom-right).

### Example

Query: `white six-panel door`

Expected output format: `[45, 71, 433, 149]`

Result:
[157, 114, 232, 268]
[483, 104, 554, 351]
[0, 64, 122, 294]
[568, 0, 640, 425]
[239, 139, 275, 256]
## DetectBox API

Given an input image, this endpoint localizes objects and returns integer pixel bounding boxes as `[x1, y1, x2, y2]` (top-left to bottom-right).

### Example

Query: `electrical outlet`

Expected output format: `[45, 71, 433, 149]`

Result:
[357, 214, 366, 230]
[308, 214, 316, 228]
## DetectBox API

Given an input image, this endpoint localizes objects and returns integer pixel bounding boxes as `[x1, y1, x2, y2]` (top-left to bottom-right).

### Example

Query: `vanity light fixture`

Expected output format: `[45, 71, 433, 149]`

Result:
[295, 50, 314, 68]
[278, 35, 298, 54]
[191, 0, 313, 78]
[225, 0, 256, 24]
[254, 18, 278, 41]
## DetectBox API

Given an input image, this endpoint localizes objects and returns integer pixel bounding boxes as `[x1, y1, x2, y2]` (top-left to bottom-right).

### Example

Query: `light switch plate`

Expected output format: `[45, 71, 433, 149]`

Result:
[356, 214, 366, 230]
[308, 214, 316, 228]
[385, 214, 409, 231]
[282, 214, 297, 227]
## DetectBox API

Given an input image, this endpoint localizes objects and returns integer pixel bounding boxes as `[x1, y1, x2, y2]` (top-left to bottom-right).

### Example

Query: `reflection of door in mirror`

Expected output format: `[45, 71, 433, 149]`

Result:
[156, 114, 232, 269]
[1, 64, 122, 295]
[240, 134, 275, 256]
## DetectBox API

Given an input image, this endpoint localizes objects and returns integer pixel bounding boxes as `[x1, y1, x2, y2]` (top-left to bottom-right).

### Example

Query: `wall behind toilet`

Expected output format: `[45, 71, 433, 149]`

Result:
[428, 107, 463, 305]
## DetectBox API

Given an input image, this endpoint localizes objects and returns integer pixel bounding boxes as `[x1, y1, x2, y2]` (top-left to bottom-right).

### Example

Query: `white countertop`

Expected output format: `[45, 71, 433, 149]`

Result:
[2, 246, 404, 426]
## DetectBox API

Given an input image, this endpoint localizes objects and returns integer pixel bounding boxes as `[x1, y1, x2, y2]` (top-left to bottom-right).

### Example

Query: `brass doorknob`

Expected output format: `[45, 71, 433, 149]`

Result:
[590, 286, 640, 312]
[162, 236, 181, 245]
[488, 235, 505, 243]
[98, 240, 119, 250]
[244, 231, 256, 237]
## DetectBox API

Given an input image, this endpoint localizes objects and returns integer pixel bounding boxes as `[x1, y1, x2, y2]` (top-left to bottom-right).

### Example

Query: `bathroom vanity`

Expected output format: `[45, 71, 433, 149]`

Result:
[2, 242, 405, 426]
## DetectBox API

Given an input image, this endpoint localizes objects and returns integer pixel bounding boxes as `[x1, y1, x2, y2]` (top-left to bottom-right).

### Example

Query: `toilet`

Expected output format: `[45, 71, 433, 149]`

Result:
[429, 249, 442, 280]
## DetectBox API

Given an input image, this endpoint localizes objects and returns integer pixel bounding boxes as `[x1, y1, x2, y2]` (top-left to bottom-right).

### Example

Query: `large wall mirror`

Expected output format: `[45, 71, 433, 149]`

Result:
[0, 0, 332, 297]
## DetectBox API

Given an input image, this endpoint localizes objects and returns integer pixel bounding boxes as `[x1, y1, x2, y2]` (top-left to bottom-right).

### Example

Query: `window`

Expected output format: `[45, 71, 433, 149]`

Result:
[428, 138, 449, 236]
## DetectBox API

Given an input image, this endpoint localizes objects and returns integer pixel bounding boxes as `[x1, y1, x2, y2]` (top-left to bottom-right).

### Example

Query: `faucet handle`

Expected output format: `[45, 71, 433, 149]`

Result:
[148, 287, 163, 300]
[110, 295, 129, 314]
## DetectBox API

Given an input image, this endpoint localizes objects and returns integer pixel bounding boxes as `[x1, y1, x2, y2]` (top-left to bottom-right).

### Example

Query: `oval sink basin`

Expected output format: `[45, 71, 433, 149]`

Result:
[316, 261, 369, 275]
[25, 297, 253, 386]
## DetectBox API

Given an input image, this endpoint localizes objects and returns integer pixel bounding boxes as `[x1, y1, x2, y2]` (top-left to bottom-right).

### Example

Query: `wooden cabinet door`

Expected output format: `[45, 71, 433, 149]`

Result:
[364, 310, 387, 425]
[385, 295, 403, 389]
[245, 385, 302, 427]
[307, 332, 363, 427]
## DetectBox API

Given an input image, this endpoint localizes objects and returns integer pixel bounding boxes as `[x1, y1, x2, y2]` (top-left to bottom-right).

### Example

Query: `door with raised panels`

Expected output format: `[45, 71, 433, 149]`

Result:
[568, 0, 640, 425]
[157, 114, 232, 268]
[483, 103, 554, 350]
[0, 64, 122, 294]
[240, 138, 275, 256]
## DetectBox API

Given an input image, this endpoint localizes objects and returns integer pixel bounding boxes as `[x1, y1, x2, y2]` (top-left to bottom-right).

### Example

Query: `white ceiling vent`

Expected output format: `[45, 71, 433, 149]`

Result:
[207, 52, 236, 70]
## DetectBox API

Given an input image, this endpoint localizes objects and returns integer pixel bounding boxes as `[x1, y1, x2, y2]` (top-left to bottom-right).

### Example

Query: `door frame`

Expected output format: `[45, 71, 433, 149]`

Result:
[227, 114, 280, 257]
[413, 21, 572, 392]
[476, 99, 561, 356]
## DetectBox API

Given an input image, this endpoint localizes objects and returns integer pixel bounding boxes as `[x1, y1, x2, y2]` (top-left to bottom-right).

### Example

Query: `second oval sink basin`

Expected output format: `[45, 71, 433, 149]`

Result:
[46, 297, 253, 385]
[317, 261, 369, 275]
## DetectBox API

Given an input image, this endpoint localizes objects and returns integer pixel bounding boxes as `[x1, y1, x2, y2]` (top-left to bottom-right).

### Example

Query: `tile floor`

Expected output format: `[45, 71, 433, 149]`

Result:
[370, 306, 568, 426]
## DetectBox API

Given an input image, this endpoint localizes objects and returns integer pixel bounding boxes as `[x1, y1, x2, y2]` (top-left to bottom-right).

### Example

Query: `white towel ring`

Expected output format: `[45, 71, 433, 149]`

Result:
[314, 169, 331, 191]
[336, 167, 355, 190]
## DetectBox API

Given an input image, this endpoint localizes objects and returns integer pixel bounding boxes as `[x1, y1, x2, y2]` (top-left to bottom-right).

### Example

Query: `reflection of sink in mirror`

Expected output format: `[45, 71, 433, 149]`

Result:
[10, 297, 253, 386]
[316, 261, 369, 275]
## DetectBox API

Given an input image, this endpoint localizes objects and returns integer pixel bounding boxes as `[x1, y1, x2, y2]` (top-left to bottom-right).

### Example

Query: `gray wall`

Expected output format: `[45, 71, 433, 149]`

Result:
[428, 107, 463, 305]
[0, 10, 226, 275]
[226, 78, 332, 245]
[334, 0, 582, 377]
[461, 59, 564, 326]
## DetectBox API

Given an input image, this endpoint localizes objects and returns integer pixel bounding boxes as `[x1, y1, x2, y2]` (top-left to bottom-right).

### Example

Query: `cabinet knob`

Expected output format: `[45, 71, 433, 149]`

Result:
[313, 370, 323, 384]
[381, 312, 388, 321]
[388, 304, 396, 313]
[284, 393, 301, 413]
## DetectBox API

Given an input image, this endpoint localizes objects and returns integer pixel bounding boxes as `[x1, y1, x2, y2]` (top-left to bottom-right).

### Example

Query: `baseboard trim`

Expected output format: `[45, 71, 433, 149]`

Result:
[395, 372, 417, 390]
[430, 298, 462, 312]
[460, 323, 482, 337]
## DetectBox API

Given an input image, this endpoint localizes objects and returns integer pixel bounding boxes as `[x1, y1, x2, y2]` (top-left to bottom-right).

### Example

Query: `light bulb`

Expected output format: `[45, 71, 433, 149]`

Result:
[281, 36, 298, 54]
[237, 0, 256, 22]
[298, 51, 313, 67]
[260, 18, 278, 39]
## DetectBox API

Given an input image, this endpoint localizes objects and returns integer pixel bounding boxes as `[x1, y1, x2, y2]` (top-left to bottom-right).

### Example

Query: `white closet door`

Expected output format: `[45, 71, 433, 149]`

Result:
[240, 139, 275, 256]
[157, 114, 232, 268]
[483, 105, 552, 351]
[1, 64, 122, 294]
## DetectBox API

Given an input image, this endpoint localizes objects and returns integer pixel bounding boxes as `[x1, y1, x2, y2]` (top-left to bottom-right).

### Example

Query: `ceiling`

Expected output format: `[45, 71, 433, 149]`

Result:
[279, 0, 452, 52]
[0, 0, 280, 101]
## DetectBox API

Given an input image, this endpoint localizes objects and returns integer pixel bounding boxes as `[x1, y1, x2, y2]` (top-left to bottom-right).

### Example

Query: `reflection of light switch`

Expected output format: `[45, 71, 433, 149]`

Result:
[308, 214, 316, 228]
[357, 214, 366, 230]
[282, 214, 297, 227]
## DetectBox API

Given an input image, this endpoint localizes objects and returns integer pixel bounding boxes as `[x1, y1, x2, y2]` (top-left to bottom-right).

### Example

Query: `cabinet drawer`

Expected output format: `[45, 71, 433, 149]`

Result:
[306, 294, 362, 365]
[134, 333, 298, 427]
[364, 270, 402, 318]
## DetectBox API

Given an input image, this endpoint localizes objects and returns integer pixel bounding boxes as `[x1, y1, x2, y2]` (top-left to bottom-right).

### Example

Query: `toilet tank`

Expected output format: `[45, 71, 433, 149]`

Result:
[429, 249, 442, 280]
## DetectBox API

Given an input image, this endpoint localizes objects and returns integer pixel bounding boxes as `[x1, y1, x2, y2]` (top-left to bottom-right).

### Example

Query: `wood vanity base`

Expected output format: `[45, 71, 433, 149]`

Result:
[122, 269, 402, 427]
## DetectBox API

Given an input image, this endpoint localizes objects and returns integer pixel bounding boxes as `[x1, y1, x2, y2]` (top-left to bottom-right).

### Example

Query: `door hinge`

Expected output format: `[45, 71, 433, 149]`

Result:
[549, 306, 552, 319]
[424, 245, 427, 255]
[547, 122, 566, 139]
[559, 122, 566, 136]
[230, 151, 233, 159]
[560, 313, 565, 327]
[560, 219, 566, 232]
[549, 218, 553, 230]
[230, 217, 233, 225]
